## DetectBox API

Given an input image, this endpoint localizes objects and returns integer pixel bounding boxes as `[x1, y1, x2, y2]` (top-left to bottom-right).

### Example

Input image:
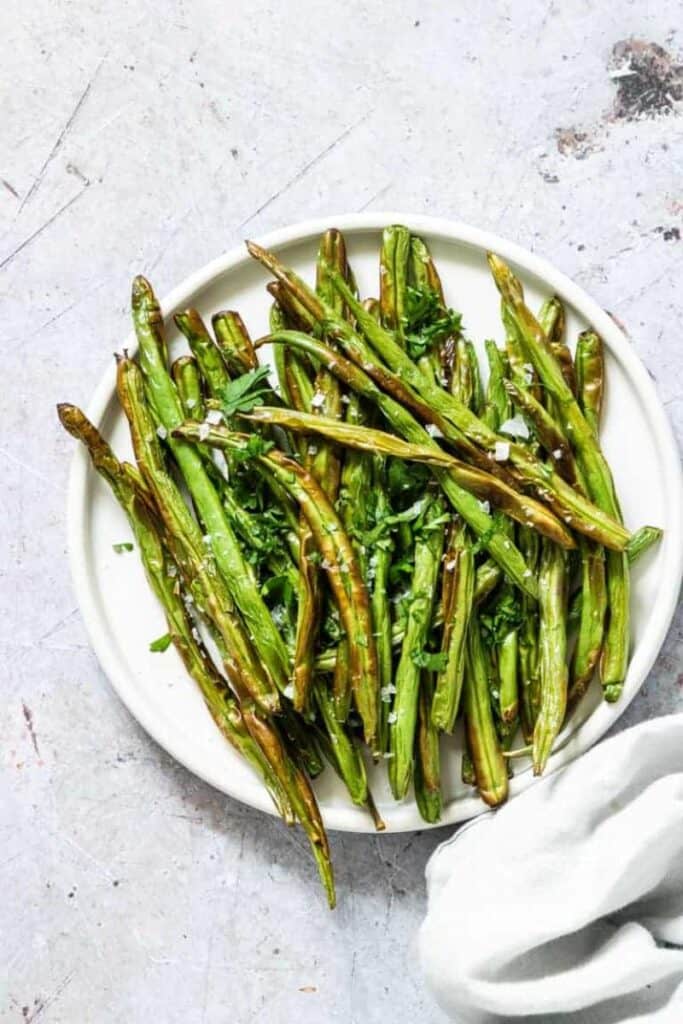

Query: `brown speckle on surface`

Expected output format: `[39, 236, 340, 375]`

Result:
[555, 127, 596, 159]
[556, 39, 682, 159]
[609, 39, 683, 121]
[22, 997, 45, 1023]
[299, 986, 317, 993]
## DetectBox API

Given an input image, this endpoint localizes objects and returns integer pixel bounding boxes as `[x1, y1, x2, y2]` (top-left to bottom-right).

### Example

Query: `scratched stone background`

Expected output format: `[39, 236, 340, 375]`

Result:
[1, 1, 682, 1021]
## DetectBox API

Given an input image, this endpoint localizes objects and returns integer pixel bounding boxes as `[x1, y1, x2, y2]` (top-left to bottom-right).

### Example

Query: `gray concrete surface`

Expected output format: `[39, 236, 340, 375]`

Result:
[2, 2, 682, 1021]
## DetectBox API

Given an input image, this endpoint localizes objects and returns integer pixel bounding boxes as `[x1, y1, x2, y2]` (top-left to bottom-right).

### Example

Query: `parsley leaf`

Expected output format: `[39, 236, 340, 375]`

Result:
[112, 542, 134, 553]
[260, 574, 294, 606]
[401, 285, 462, 361]
[386, 459, 431, 501]
[220, 366, 272, 419]
[480, 591, 523, 647]
[471, 510, 505, 555]
[413, 509, 452, 540]
[231, 434, 275, 463]
[389, 557, 414, 585]
[411, 648, 449, 672]
[149, 632, 172, 652]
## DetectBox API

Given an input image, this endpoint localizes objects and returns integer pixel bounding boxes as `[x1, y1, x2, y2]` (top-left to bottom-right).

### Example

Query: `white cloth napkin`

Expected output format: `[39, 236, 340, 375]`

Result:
[419, 714, 683, 1023]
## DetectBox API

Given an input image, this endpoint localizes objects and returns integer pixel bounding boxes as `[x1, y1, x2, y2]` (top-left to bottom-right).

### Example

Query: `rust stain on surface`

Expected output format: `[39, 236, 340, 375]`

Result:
[609, 39, 683, 121]
[555, 38, 682, 159]
[555, 128, 596, 159]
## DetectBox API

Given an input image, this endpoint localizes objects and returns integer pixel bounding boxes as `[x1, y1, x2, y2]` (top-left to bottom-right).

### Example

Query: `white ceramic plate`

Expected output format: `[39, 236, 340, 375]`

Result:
[67, 213, 683, 833]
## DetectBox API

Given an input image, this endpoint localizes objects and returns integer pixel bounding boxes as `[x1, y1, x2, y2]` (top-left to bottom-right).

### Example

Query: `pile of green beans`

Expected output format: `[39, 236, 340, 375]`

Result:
[58, 225, 661, 907]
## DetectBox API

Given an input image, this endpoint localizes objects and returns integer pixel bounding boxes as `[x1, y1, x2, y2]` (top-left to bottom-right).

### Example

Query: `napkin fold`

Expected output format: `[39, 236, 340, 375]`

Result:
[419, 714, 683, 1023]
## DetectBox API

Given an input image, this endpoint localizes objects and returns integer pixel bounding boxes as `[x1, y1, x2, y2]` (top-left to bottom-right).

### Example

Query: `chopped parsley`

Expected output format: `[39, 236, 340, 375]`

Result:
[471, 510, 505, 555]
[480, 590, 523, 647]
[411, 648, 449, 672]
[389, 556, 414, 585]
[112, 542, 134, 553]
[220, 366, 272, 419]
[231, 434, 275, 463]
[401, 285, 462, 361]
[149, 632, 172, 652]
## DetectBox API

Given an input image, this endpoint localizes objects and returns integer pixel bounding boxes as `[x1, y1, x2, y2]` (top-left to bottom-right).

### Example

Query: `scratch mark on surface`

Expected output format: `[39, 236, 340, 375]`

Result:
[495, 163, 532, 227]
[2, 178, 19, 199]
[66, 163, 90, 186]
[16, 57, 104, 217]
[145, 203, 196, 275]
[0, 447, 51, 484]
[38, 300, 79, 331]
[51, 830, 114, 882]
[22, 703, 41, 757]
[25, 970, 75, 1022]
[36, 278, 107, 333]
[36, 608, 79, 645]
[358, 183, 393, 211]
[238, 113, 369, 229]
[0, 639, 88, 654]
[0, 187, 88, 272]
[617, 252, 683, 305]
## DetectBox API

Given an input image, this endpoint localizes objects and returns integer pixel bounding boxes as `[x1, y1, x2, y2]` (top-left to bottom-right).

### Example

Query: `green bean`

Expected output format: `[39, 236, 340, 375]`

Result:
[432, 519, 474, 732]
[314, 681, 367, 803]
[503, 302, 542, 404]
[488, 254, 632, 699]
[575, 329, 604, 437]
[115, 356, 280, 712]
[245, 243, 630, 552]
[464, 614, 509, 806]
[371, 458, 395, 753]
[212, 310, 258, 374]
[58, 403, 339, 907]
[414, 672, 442, 823]
[482, 341, 511, 431]
[389, 497, 446, 799]
[538, 296, 576, 395]
[533, 541, 568, 774]
[503, 378, 583, 491]
[174, 309, 231, 397]
[174, 422, 379, 750]
[260, 333, 572, 557]
[569, 542, 607, 705]
[172, 355, 205, 418]
[518, 526, 540, 742]
[498, 626, 519, 725]
[626, 525, 663, 564]
[380, 224, 411, 338]
[132, 277, 290, 693]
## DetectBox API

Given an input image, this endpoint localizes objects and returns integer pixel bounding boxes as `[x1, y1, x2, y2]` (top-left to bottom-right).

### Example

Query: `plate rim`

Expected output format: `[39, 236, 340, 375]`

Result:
[66, 211, 683, 833]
